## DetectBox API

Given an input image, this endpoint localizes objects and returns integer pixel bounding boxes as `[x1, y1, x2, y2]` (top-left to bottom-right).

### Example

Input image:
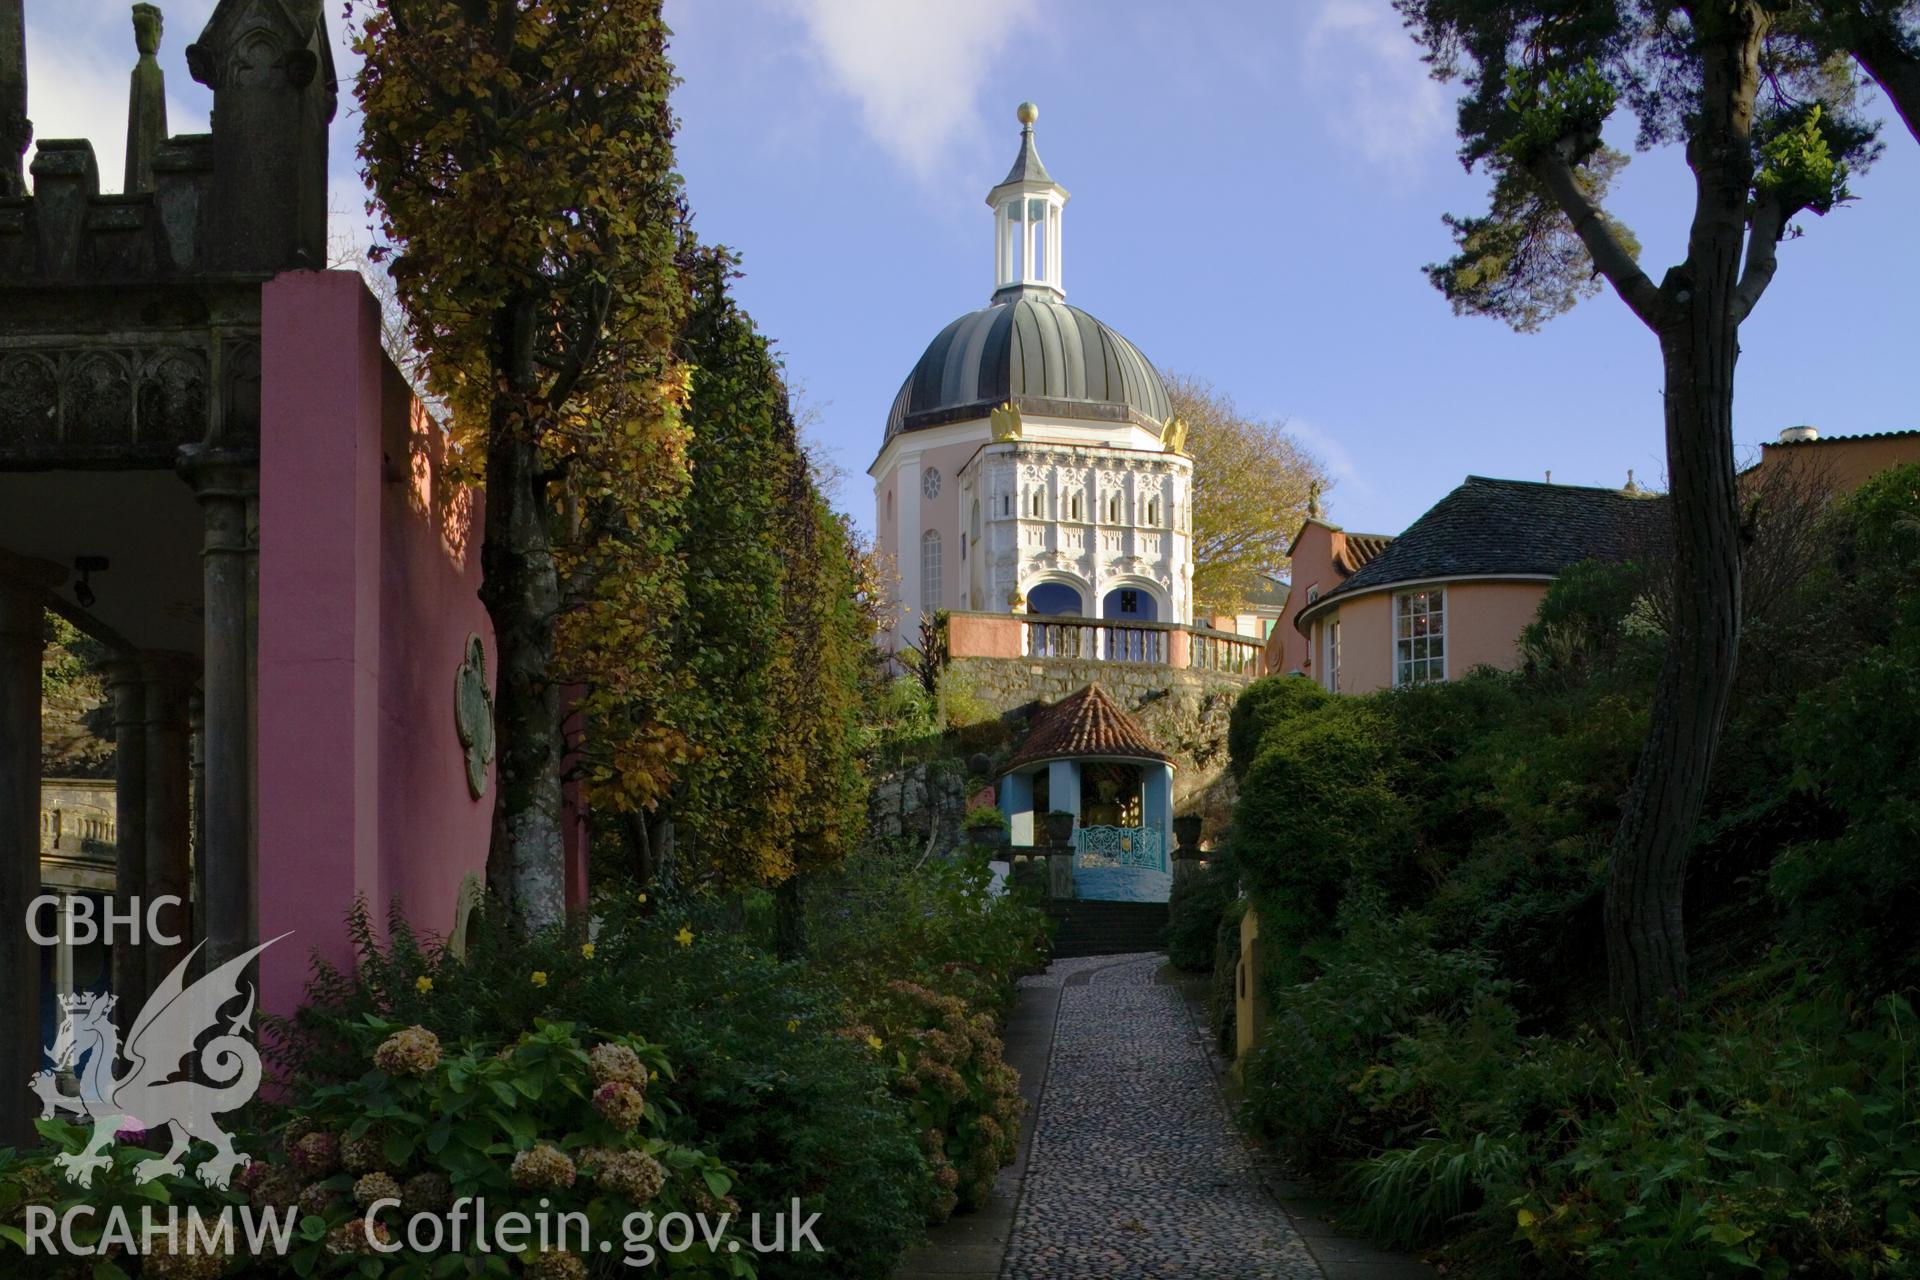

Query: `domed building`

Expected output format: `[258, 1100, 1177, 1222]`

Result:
[870, 104, 1194, 654]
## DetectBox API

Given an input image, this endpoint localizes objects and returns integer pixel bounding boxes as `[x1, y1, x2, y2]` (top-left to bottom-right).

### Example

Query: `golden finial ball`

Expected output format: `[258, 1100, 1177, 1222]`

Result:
[1016, 102, 1039, 126]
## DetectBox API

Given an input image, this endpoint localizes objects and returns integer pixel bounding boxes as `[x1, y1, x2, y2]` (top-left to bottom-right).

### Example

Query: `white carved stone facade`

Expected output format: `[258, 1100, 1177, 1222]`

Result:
[868, 105, 1192, 647]
[958, 442, 1192, 624]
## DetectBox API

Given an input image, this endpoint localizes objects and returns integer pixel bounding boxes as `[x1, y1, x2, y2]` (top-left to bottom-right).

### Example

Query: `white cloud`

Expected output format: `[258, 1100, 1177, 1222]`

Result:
[1304, 0, 1449, 174]
[1288, 416, 1375, 508]
[773, 0, 1034, 180]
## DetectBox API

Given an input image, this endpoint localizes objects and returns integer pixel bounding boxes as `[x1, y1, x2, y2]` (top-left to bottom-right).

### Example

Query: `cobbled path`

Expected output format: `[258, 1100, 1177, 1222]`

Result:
[1001, 955, 1323, 1280]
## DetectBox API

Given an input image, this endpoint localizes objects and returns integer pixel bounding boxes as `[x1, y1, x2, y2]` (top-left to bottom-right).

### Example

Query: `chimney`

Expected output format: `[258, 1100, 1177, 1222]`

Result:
[1778, 425, 1819, 444]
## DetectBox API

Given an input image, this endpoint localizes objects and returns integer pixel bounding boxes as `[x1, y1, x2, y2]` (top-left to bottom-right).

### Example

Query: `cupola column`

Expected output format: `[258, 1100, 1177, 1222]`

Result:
[987, 102, 1068, 301]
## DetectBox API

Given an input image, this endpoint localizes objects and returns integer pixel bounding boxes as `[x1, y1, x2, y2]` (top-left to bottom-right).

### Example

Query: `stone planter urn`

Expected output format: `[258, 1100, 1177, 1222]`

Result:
[1044, 810, 1076, 847]
[1173, 814, 1204, 852]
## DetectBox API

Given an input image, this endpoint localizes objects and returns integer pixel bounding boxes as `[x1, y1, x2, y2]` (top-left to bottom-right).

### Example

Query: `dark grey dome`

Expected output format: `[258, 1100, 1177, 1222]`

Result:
[885, 294, 1171, 440]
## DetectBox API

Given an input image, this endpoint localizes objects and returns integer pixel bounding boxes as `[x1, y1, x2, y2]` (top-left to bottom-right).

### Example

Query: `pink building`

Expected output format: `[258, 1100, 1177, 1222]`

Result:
[0, 1, 497, 1144]
[1278, 478, 1661, 695]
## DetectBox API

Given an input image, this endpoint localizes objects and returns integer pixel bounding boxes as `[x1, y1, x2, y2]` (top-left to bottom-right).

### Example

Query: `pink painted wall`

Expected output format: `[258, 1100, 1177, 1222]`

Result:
[947, 611, 1026, 659]
[258, 270, 494, 1018]
[1310, 580, 1547, 695]
[1268, 521, 1338, 677]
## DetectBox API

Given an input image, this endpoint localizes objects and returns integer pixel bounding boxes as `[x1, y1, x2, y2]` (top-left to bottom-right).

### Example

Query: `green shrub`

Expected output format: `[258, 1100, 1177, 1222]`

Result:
[1515, 980, 1920, 1278]
[1231, 697, 1411, 971]
[290, 898, 928, 1279]
[1516, 557, 1662, 682]
[808, 850, 1049, 1020]
[1240, 915, 1513, 1172]
[0, 1118, 249, 1279]
[1166, 855, 1238, 973]
[1225, 674, 1330, 781]
[1771, 630, 1920, 993]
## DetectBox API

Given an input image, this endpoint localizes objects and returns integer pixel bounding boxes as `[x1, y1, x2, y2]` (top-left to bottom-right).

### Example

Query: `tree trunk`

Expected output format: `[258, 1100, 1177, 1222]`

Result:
[1602, 11, 1756, 1038]
[1850, 26, 1920, 147]
[480, 409, 566, 932]
[774, 872, 808, 961]
[1604, 327, 1743, 1034]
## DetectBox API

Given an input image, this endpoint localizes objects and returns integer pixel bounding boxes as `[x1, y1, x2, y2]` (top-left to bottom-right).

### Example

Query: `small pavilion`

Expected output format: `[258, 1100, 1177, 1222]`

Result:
[998, 684, 1175, 903]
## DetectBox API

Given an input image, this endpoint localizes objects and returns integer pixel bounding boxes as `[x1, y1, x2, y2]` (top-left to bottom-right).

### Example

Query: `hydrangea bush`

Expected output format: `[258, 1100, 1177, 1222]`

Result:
[266, 1018, 748, 1278]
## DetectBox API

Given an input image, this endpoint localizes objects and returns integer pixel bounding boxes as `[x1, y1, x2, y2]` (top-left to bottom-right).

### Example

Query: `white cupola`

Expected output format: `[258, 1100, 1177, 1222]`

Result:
[987, 102, 1069, 301]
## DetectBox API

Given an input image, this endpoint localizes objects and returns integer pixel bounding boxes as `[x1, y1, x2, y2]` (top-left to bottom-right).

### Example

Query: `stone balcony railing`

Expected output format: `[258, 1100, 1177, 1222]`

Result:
[945, 610, 1264, 675]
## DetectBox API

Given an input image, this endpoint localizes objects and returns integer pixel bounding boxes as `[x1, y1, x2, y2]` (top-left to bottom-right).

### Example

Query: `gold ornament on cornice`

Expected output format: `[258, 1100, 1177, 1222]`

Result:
[990, 402, 1024, 442]
[1162, 415, 1189, 455]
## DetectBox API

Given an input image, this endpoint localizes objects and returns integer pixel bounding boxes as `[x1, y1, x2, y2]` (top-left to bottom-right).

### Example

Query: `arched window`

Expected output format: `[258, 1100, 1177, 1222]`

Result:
[920, 530, 943, 616]
[1002, 493, 1012, 517]
[971, 499, 981, 543]
[1146, 497, 1160, 526]
[1029, 489, 1045, 517]
[1069, 491, 1084, 522]
[1106, 493, 1121, 523]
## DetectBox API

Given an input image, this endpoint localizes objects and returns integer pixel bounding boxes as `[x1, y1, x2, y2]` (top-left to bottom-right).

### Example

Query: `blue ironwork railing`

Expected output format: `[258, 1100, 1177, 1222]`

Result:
[1073, 825, 1166, 873]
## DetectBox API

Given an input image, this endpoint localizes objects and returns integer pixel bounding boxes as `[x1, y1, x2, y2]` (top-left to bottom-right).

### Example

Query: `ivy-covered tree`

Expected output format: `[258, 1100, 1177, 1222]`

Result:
[626, 248, 795, 888]
[596, 247, 877, 907]
[1397, 0, 1880, 1034]
[355, 0, 689, 928]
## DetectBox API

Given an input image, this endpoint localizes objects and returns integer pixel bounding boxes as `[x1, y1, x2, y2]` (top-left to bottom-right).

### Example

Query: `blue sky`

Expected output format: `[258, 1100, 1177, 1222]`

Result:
[24, 0, 1920, 541]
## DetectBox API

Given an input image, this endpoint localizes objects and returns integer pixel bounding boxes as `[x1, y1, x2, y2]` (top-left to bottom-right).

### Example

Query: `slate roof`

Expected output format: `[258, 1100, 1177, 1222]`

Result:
[991, 125, 1058, 195]
[1007, 684, 1172, 770]
[1302, 476, 1666, 623]
[884, 296, 1171, 440]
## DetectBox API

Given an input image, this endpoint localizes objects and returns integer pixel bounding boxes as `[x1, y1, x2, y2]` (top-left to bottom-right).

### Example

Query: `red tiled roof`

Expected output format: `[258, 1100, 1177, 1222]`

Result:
[1333, 533, 1393, 576]
[1007, 684, 1172, 770]
[1766, 428, 1920, 447]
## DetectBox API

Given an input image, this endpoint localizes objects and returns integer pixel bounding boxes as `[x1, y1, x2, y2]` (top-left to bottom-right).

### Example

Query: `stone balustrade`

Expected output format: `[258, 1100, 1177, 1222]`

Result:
[944, 610, 1265, 675]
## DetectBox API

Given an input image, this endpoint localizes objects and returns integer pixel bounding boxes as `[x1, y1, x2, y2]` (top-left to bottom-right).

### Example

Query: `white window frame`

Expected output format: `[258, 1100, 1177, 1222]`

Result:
[1326, 616, 1341, 693]
[1393, 588, 1446, 687]
[920, 530, 943, 617]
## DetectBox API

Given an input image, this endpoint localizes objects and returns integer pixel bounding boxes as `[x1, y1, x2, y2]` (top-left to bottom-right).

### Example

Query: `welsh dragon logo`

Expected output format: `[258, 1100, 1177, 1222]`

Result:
[29, 935, 286, 1189]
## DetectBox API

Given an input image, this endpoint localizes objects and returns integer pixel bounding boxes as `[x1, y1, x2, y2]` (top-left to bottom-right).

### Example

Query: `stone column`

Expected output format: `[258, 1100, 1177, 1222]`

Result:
[188, 690, 205, 954]
[0, 561, 56, 1148]
[143, 654, 196, 987]
[106, 658, 150, 1015]
[182, 457, 258, 974]
[0, 0, 27, 199]
[123, 4, 167, 194]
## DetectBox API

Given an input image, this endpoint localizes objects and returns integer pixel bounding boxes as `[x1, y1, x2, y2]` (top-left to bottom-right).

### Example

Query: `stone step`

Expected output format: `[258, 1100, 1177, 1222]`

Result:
[1046, 901, 1168, 958]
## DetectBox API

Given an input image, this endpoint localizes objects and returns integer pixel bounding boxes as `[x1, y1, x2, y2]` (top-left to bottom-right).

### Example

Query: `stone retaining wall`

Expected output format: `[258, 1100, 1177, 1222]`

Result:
[948, 657, 1251, 835]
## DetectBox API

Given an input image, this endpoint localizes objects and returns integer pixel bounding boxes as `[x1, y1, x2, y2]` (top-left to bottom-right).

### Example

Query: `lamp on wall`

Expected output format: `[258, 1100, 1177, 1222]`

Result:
[72, 556, 108, 608]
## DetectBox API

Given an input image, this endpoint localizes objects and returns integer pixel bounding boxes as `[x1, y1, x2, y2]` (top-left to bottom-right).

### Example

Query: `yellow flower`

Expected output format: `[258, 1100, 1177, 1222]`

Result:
[786, 1020, 799, 1033]
[531, 971, 549, 988]
[675, 927, 694, 948]
[636, 892, 648, 904]
[414, 976, 433, 995]
[580, 943, 596, 960]
[866, 1035, 884, 1053]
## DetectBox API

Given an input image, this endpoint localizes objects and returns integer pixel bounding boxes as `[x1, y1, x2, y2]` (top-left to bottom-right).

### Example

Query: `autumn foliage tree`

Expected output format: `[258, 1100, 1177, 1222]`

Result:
[584, 246, 874, 910]
[1397, 0, 1880, 1034]
[1168, 374, 1330, 610]
[355, 0, 689, 928]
